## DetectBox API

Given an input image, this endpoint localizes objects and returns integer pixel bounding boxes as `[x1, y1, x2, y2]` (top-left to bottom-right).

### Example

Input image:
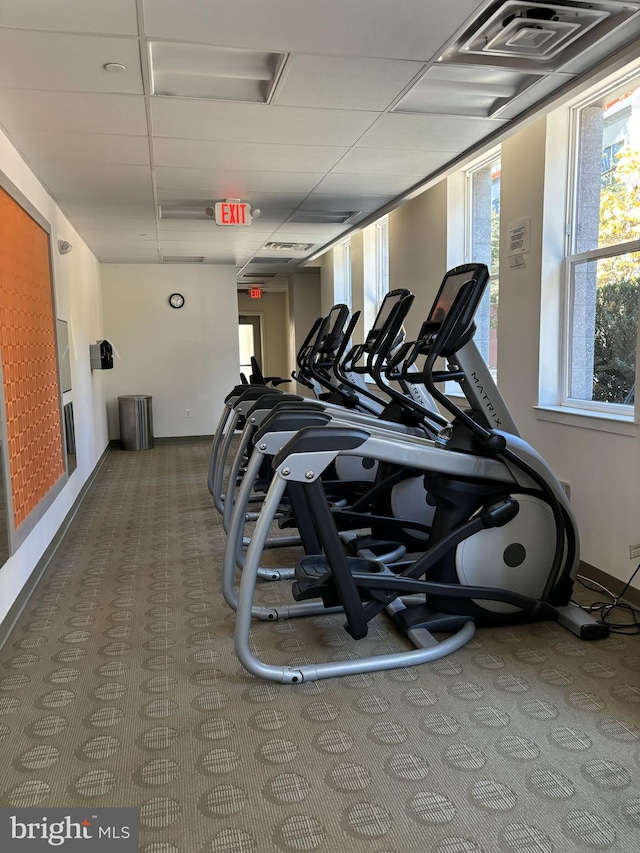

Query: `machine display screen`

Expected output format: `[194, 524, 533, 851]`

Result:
[428, 270, 474, 325]
[365, 290, 406, 345]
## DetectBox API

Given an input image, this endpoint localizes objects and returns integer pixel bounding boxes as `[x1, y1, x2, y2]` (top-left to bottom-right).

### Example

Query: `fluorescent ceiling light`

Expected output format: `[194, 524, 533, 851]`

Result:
[151, 42, 288, 103]
[288, 210, 360, 224]
[161, 255, 205, 263]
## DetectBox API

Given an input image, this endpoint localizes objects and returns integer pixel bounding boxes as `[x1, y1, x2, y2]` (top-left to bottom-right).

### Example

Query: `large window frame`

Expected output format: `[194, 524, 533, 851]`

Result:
[334, 238, 352, 310]
[374, 215, 389, 313]
[465, 150, 501, 380]
[563, 76, 640, 420]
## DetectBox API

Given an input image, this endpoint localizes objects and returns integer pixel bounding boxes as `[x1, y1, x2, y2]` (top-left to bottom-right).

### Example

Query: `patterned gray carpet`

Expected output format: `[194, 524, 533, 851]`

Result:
[0, 441, 638, 852]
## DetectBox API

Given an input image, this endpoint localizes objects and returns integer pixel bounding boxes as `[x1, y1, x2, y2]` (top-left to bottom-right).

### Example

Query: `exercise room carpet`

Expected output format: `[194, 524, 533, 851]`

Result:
[0, 441, 638, 852]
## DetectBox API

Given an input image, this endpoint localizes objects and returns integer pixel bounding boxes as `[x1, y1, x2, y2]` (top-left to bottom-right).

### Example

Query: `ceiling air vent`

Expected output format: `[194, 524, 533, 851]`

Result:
[441, 1, 637, 69]
[461, 2, 608, 61]
[161, 255, 205, 264]
[264, 241, 315, 252]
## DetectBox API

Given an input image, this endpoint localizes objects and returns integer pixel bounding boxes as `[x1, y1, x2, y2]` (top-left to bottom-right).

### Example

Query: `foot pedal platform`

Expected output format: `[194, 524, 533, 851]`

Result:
[292, 555, 381, 607]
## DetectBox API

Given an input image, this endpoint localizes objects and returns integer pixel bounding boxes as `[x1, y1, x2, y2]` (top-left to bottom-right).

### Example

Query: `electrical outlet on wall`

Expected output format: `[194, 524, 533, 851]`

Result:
[184, 408, 191, 418]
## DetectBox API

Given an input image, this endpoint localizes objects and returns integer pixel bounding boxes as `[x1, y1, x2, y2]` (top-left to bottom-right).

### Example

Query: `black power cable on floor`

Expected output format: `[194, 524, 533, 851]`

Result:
[574, 564, 640, 635]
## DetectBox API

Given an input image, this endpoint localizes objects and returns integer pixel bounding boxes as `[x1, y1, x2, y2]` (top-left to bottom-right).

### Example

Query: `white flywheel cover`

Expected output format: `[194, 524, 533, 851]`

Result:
[455, 494, 557, 614]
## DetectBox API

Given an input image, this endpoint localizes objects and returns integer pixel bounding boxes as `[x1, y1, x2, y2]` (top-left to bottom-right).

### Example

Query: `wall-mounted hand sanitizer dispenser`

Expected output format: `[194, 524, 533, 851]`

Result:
[90, 339, 114, 370]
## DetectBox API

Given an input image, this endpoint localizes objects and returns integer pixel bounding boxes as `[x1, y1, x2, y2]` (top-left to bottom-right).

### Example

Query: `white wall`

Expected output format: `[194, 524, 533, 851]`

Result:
[389, 180, 449, 339]
[0, 125, 108, 626]
[101, 264, 239, 438]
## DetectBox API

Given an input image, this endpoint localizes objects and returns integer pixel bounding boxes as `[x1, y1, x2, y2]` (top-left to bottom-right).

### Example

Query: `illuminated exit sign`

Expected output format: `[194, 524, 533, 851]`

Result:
[214, 200, 252, 226]
[249, 287, 262, 299]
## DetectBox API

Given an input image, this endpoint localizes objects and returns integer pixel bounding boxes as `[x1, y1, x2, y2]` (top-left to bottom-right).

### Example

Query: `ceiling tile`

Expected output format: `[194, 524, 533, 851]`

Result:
[157, 188, 307, 208]
[158, 219, 281, 234]
[331, 147, 456, 176]
[358, 113, 508, 151]
[298, 193, 393, 211]
[37, 162, 152, 189]
[7, 130, 150, 166]
[144, 0, 483, 61]
[312, 172, 421, 196]
[151, 98, 379, 146]
[274, 54, 427, 111]
[98, 249, 161, 263]
[0, 31, 143, 93]
[60, 202, 157, 222]
[51, 183, 155, 206]
[0, 91, 148, 135]
[0, 0, 139, 35]
[155, 166, 324, 194]
[153, 137, 348, 172]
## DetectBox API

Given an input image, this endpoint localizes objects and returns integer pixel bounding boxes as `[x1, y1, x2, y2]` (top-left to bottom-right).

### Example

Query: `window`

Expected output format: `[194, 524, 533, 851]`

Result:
[374, 216, 389, 312]
[564, 78, 640, 413]
[334, 239, 352, 309]
[466, 153, 501, 378]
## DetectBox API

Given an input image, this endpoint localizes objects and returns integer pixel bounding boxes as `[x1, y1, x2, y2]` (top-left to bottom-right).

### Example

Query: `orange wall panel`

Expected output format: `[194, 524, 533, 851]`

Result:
[0, 185, 64, 529]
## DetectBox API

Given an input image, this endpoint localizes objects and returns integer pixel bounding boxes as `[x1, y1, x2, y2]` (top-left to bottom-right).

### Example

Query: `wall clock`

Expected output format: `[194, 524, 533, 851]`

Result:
[168, 293, 185, 309]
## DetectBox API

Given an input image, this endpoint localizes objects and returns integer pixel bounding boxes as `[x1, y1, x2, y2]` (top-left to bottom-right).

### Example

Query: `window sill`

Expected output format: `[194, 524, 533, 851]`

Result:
[533, 405, 638, 436]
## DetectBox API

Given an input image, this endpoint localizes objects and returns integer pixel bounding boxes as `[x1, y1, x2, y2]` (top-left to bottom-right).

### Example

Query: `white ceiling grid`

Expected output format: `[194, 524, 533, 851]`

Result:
[0, 0, 638, 278]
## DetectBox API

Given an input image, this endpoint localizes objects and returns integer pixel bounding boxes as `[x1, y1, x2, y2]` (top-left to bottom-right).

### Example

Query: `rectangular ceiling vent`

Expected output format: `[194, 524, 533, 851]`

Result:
[288, 210, 361, 225]
[442, 0, 635, 68]
[264, 241, 315, 252]
[249, 257, 294, 264]
[161, 255, 205, 264]
[241, 272, 278, 278]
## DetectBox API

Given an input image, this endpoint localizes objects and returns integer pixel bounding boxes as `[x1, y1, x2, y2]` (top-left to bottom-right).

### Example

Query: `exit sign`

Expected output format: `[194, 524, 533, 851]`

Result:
[214, 201, 251, 226]
[249, 287, 262, 299]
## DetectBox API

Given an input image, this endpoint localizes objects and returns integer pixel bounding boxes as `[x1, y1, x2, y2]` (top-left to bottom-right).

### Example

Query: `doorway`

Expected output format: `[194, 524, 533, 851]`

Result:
[238, 314, 263, 381]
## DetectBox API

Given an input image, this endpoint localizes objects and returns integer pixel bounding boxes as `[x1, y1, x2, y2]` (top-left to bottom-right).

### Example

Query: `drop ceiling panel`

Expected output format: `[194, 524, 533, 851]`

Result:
[298, 194, 393, 211]
[153, 137, 348, 172]
[97, 248, 161, 263]
[312, 172, 423, 196]
[155, 166, 325, 194]
[7, 130, 151, 166]
[150, 99, 379, 146]
[60, 202, 157, 222]
[333, 147, 457, 176]
[358, 113, 508, 151]
[157, 219, 282, 234]
[156, 188, 307, 208]
[271, 226, 348, 241]
[0, 31, 143, 93]
[273, 55, 426, 110]
[143, 0, 483, 61]
[0, 0, 139, 35]
[0, 91, 148, 135]
[37, 163, 153, 190]
[81, 229, 158, 242]
[50, 182, 155, 206]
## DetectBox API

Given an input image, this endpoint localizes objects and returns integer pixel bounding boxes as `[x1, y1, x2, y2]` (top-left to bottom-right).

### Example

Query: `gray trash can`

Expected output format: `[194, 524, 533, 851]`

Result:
[118, 395, 154, 451]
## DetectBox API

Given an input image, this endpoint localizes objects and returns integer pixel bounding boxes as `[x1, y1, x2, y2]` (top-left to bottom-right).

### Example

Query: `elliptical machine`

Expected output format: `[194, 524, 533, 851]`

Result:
[232, 263, 608, 684]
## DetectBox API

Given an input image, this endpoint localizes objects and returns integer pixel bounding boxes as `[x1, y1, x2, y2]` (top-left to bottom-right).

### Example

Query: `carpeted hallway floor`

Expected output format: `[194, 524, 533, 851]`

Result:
[0, 441, 638, 852]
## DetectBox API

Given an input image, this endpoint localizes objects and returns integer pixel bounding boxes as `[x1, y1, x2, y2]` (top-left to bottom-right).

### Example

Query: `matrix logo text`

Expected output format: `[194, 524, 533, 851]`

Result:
[0, 809, 139, 851]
